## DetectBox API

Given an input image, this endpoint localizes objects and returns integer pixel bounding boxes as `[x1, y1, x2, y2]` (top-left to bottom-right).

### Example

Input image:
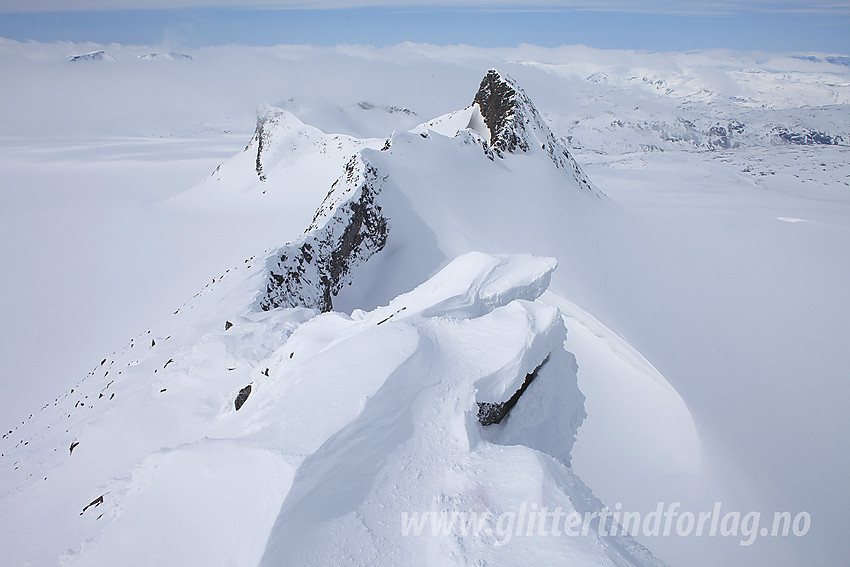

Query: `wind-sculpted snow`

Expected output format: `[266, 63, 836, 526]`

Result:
[259, 252, 661, 566]
[392, 252, 558, 320]
[0, 251, 664, 567]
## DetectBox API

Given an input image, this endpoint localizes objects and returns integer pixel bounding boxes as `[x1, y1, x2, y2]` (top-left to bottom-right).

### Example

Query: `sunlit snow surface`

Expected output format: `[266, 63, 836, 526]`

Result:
[1, 40, 849, 567]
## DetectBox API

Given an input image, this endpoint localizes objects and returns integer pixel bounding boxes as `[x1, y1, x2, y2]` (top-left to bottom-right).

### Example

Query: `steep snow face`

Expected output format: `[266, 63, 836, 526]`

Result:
[0, 252, 660, 567]
[413, 103, 491, 145]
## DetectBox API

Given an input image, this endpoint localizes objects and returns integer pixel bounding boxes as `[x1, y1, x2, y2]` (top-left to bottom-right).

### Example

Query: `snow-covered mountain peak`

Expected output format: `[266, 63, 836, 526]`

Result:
[255, 70, 606, 314]
[248, 104, 338, 183]
[67, 50, 113, 63]
[473, 68, 600, 194]
[138, 52, 192, 61]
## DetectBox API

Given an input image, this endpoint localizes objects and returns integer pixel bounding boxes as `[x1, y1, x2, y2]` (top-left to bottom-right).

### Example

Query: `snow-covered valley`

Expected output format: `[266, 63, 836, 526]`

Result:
[1, 40, 848, 567]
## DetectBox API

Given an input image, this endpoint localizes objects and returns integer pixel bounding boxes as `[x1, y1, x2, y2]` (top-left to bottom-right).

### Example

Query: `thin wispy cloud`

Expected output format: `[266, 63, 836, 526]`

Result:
[3, 1, 850, 16]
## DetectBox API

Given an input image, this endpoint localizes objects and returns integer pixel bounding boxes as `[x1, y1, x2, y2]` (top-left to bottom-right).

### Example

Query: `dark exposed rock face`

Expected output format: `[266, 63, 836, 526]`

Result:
[478, 355, 550, 426]
[473, 69, 598, 194]
[234, 385, 252, 411]
[260, 155, 389, 312]
[474, 70, 530, 156]
[249, 114, 270, 182]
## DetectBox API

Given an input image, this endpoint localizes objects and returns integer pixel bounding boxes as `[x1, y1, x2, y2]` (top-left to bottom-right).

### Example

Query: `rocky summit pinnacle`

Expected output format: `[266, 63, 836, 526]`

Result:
[473, 69, 532, 156]
[473, 68, 600, 194]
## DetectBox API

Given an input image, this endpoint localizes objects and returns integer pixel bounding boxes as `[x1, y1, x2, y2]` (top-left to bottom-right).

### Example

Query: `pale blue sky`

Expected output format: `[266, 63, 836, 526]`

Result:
[0, 2, 847, 52]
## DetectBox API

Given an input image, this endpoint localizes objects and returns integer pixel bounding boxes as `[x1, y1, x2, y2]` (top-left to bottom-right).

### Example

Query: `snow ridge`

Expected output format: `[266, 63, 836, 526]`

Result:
[257, 70, 604, 314]
[259, 252, 661, 567]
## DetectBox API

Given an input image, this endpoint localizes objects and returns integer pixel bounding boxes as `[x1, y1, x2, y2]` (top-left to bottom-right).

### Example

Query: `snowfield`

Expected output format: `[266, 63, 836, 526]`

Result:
[1, 40, 848, 567]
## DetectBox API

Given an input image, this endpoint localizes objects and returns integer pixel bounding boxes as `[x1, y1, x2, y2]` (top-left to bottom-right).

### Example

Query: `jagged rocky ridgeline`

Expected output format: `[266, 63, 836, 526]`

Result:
[260, 155, 389, 312]
[0, 69, 673, 567]
[259, 69, 601, 312]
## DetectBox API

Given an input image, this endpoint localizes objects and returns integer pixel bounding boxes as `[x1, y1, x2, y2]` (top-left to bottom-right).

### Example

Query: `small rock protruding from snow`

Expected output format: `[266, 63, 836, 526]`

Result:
[478, 354, 550, 425]
[234, 385, 252, 411]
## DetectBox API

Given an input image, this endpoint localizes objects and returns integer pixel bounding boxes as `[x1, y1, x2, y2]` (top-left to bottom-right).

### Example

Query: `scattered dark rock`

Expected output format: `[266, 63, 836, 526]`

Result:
[234, 385, 252, 411]
[225, 321, 233, 331]
[163, 359, 174, 369]
[708, 124, 731, 149]
[160, 388, 167, 393]
[69, 441, 79, 455]
[728, 120, 745, 134]
[262, 368, 270, 376]
[771, 126, 842, 146]
[478, 355, 550, 426]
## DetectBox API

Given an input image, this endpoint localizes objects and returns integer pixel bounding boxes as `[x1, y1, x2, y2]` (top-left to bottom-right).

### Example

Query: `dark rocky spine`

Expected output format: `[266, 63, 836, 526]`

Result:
[260, 155, 389, 312]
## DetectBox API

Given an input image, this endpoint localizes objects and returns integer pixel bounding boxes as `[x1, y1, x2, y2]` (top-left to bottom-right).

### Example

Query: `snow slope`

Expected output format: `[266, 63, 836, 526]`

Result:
[2, 40, 848, 567]
[0, 250, 662, 567]
[0, 68, 683, 567]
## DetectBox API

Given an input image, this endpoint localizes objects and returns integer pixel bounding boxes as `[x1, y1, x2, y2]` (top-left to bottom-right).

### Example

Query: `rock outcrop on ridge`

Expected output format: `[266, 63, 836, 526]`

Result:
[259, 69, 601, 312]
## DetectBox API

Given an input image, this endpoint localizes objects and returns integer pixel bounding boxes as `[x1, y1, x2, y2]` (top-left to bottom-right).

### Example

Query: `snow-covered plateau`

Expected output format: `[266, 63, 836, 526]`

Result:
[0, 40, 848, 567]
